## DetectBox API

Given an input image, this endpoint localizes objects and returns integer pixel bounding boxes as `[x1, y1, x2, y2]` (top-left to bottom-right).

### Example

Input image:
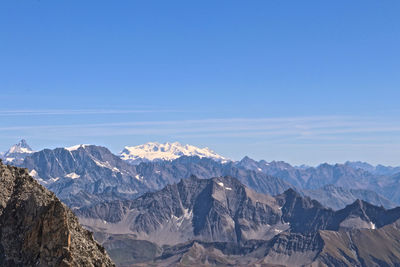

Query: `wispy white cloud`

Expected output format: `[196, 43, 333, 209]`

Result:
[0, 108, 181, 116]
[1, 115, 400, 144]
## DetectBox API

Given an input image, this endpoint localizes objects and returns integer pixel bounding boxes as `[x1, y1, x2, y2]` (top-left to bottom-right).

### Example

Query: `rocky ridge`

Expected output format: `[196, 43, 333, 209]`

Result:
[77, 176, 400, 266]
[0, 160, 114, 266]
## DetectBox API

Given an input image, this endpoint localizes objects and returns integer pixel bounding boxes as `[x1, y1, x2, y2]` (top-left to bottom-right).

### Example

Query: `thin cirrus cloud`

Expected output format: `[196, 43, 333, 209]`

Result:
[0, 108, 182, 116]
[1, 115, 400, 144]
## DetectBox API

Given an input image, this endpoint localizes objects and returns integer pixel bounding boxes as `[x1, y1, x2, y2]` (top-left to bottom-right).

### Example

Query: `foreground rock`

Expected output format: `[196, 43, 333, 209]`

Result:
[0, 160, 114, 267]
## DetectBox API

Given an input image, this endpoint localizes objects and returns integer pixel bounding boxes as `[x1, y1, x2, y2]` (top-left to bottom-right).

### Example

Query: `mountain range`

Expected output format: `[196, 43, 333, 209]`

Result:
[2, 140, 400, 266]
[237, 156, 400, 205]
[77, 175, 400, 266]
[2, 140, 398, 210]
[20, 145, 292, 209]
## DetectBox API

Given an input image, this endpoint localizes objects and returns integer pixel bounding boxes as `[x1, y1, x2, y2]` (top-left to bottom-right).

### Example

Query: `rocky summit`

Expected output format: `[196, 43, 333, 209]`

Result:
[0, 160, 115, 267]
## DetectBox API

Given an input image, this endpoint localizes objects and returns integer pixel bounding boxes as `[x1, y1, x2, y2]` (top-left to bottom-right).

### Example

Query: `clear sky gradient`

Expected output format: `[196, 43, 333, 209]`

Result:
[1, 0, 400, 165]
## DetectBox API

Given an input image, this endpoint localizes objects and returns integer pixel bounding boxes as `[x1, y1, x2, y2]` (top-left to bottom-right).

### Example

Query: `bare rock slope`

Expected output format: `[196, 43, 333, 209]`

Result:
[0, 160, 114, 267]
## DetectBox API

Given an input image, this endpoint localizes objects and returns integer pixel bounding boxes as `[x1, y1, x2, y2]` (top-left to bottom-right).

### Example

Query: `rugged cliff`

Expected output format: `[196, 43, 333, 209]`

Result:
[0, 160, 115, 267]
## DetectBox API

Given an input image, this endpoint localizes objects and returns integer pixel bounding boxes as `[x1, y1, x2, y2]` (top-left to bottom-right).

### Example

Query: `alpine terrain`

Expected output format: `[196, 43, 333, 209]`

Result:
[3, 140, 400, 266]
[77, 176, 400, 266]
[0, 159, 115, 266]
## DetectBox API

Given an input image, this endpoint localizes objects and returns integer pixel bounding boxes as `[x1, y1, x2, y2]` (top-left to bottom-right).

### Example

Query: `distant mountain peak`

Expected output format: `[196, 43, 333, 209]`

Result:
[1, 139, 34, 164]
[120, 141, 229, 164]
[7, 139, 33, 154]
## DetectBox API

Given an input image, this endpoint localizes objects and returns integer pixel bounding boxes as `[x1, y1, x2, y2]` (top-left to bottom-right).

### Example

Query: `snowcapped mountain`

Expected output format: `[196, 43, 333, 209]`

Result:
[1, 139, 34, 164]
[120, 141, 229, 164]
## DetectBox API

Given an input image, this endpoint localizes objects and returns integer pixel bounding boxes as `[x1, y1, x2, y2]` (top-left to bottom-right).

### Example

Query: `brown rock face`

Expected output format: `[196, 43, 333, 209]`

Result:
[0, 161, 115, 267]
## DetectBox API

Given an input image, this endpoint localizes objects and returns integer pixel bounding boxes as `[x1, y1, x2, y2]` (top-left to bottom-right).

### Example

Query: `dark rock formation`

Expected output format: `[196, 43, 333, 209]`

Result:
[0, 160, 114, 267]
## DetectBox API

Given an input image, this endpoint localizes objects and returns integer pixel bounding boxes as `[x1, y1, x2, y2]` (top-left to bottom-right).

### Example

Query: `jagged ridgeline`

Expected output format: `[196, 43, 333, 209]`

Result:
[3, 141, 400, 266]
[11, 141, 397, 210]
[0, 160, 114, 267]
[77, 176, 400, 266]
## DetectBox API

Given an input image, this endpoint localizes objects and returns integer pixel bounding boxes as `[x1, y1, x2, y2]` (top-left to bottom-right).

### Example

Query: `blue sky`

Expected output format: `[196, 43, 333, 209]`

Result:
[1, 0, 400, 165]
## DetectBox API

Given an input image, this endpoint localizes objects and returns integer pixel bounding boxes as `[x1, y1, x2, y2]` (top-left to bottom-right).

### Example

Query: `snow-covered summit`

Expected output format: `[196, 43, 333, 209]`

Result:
[120, 142, 229, 164]
[8, 139, 33, 154]
[1, 139, 34, 164]
[65, 144, 91, 152]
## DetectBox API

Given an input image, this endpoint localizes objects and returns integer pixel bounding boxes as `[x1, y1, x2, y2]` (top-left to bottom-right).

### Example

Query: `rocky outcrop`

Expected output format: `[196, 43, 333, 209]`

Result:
[0, 160, 114, 267]
[78, 176, 285, 246]
[317, 219, 400, 266]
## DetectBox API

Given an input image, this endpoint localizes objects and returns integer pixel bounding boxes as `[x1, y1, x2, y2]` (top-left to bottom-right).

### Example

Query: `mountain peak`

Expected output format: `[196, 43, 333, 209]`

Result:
[1, 139, 34, 164]
[17, 139, 30, 148]
[120, 141, 229, 164]
[7, 139, 33, 154]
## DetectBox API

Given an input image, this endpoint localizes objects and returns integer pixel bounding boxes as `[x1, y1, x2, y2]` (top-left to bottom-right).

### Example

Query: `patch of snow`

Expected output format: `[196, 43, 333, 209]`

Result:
[216, 181, 232, 191]
[50, 177, 60, 182]
[9, 147, 33, 154]
[29, 169, 38, 177]
[173, 208, 193, 227]
[36, 177, 48, 185]
[65, 172, 80, 179]
[135, 174, 143, 181]
[257, 167, 262, 171]
[118, 188, 138, 194]
[182, 208, 192, 220]
[370, 221, 376, 230]
[65, 144, 90, 151]
[93, 159, 110, 169]
[120, 142, 229, 163]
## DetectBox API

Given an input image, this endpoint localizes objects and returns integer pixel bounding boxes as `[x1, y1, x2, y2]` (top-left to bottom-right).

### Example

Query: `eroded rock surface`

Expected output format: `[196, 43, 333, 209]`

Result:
[0, 160, 115, 267]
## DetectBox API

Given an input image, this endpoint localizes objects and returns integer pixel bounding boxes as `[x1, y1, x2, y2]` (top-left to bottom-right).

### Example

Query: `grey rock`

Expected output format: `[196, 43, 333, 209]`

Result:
[301, 184, 395, 210]
[78, 176, 400, 246]
[20, 148, 292, 208]
[0, 160, 115, 267]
